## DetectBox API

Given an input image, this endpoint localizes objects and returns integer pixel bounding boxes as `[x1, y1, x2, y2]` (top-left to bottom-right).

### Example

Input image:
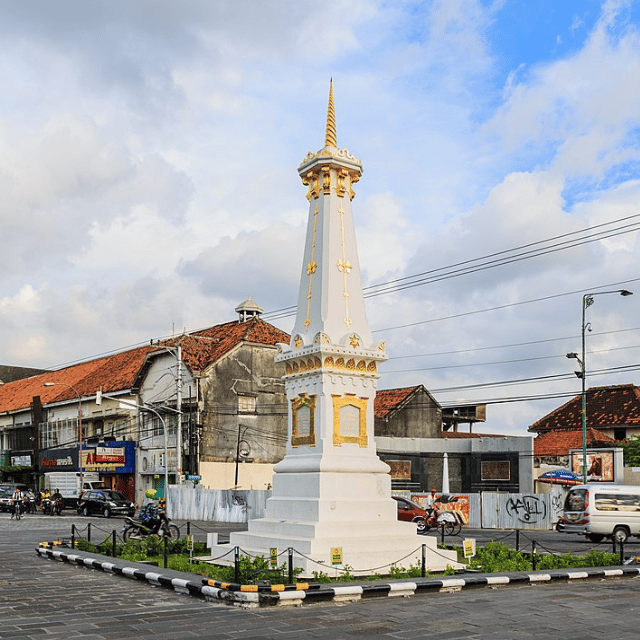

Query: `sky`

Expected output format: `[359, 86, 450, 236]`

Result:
[0, 0, 639, 437]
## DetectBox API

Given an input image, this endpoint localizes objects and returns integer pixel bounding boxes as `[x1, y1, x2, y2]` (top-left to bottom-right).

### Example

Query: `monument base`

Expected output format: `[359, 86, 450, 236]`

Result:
[206, 471, 461, 577]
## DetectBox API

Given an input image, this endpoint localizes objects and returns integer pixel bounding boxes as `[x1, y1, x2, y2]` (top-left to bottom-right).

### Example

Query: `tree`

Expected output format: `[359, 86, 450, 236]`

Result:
[620, 436, 640, 466]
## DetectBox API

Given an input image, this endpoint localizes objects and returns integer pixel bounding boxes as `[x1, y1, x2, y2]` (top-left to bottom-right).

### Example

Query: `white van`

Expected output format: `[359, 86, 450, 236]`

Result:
[557, 483, 640, 543]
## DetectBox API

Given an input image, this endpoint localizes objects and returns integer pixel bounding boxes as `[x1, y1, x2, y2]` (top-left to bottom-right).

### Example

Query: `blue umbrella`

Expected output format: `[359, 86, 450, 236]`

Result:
[537, 470, 582, 485]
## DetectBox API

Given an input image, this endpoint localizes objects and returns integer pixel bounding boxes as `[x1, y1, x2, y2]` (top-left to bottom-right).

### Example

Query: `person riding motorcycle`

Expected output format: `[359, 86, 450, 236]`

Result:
[140, 489, 163, 534]
[51, 488, 63, 514]
[41, 488, 52, 514]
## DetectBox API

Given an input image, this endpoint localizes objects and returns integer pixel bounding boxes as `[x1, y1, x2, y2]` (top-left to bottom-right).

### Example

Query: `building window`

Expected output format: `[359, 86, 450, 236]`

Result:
[614, 427, 627, 441]
[238, 395, 256, 414]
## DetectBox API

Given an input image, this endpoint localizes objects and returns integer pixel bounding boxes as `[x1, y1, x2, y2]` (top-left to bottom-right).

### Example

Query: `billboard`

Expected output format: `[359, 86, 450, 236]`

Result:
[570, 448, 615, 482]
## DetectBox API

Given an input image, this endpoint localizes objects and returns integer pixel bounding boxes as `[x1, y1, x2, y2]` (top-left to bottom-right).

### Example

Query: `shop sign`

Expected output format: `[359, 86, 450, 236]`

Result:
[40, 449, 76, 468]
[95, 447, 125, 464]
[81, 441, 135, 473]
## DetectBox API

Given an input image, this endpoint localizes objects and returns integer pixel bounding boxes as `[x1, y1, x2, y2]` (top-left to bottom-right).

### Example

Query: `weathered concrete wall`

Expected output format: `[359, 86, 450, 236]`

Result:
[199, 460, 275, 490]
[199, 342, 287, 467]
[375, 390, 441, 439]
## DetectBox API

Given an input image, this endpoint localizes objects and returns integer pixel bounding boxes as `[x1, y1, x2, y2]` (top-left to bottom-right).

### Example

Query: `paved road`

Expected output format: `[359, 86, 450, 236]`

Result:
[2, 513, 640, 640]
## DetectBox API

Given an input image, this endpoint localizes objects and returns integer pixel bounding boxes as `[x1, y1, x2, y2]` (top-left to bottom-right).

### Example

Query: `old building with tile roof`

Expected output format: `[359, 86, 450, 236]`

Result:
[533, 427, 616, 466]
[0, 305, 290, 500]
[528, 384, 640, 442]
[528, 385, 639, 487]
[373, 385, 533, 494]
[374, 385, 442, 438]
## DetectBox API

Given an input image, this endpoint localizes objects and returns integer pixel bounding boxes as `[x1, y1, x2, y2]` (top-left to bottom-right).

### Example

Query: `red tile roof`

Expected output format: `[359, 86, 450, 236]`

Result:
[178, 318, 289, 372]
[374, 386, 421, 419]
[0, 346, 156, 413]
[529, 384, 640, 433]
[0, 317, 290, 414]
[441, 431, 507, 439]
[534, 428, 616, 457]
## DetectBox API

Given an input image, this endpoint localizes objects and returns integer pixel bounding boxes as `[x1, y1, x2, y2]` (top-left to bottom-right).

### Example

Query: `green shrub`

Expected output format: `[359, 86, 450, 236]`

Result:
[536, 549, 619, 570]
[469, 541, 531, 572]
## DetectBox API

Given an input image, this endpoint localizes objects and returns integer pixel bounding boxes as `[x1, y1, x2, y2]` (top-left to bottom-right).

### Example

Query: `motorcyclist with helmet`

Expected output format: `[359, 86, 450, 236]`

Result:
[140, 489, 163, 534]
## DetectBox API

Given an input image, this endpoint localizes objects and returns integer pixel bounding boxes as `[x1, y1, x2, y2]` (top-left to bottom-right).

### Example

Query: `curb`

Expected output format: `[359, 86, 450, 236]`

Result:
[35, 546, 640, 608]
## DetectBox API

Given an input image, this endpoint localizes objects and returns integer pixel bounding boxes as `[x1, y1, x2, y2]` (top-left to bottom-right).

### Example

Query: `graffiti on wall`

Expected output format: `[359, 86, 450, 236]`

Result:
[505, 495, 547, 524]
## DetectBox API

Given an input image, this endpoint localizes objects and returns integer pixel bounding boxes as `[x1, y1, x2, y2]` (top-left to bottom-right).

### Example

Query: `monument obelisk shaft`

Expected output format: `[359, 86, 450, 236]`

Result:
[225, 83, 459, 575]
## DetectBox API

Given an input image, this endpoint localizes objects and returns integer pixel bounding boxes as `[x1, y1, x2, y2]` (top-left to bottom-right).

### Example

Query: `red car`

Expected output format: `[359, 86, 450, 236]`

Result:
[393, 495, 428, 532]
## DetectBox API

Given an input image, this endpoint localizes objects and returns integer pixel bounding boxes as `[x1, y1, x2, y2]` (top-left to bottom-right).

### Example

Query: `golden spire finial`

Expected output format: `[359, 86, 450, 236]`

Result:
[325, 79, 337, 148]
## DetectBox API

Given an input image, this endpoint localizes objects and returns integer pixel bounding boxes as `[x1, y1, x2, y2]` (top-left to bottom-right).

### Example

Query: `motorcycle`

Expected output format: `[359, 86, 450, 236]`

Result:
[26, 494, 38, 514]
[50, 497, 63, 516]
[121, 509, 180, 542]
[41, 496, 52, 515]
[422, 494, 465, 536]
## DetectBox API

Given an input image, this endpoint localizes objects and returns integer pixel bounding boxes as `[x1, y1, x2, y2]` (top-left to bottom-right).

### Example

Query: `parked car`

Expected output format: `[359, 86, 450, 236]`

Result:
[77, 489, 135, 518]
[393, 495, 428, 532]
[0, 484, 30, 512]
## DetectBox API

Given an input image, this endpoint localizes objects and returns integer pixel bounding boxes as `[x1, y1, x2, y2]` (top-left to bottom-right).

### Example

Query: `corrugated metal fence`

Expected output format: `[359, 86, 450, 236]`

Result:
[478, 488, 565, 529]
[167, 486, 567, 530]
[167, 486, 271, 522]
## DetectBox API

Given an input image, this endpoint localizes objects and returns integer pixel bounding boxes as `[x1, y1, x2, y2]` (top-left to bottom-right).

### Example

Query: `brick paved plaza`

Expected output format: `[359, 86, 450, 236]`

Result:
[2, 515, 639, 639]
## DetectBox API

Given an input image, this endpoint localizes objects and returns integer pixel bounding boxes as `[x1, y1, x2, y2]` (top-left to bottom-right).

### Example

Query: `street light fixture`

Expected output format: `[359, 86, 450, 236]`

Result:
[43, 381, 84, 495]
[566, 289, 633, 483]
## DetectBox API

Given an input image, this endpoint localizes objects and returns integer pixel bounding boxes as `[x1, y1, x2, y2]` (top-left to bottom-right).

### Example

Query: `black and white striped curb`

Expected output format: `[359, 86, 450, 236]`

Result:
[35, 546, 640, 607]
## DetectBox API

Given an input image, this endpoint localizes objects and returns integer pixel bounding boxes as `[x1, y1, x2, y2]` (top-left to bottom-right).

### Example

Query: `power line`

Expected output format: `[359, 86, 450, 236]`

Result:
[41, 214, 639, 370]
[387, 326, 640, 360]
[384, 343, 640, 374]
[374, 277, 640, 333]
[428, 363, 640, 395]
[262, 212, 640, 321]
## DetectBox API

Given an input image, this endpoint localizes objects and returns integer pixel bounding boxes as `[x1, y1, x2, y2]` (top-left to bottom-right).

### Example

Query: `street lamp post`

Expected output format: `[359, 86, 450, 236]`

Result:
[567, 289, 633, 483]
[43, 381, 84, 495]
[96, 391, 177, 500]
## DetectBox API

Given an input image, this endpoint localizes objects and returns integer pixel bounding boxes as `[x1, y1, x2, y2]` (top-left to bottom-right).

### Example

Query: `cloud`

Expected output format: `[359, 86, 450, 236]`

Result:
[0, 0, 638, 438]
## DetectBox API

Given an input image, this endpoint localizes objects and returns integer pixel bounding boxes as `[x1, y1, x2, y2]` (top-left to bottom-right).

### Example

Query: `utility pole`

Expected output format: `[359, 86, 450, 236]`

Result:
[176, 344, 183, 483]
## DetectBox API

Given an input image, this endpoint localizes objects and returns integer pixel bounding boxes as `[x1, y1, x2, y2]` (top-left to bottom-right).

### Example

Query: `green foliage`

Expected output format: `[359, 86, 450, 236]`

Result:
[469, 541, 532, 572]
[74, 538, 99, 553]
[170, 538, 207, 555]
[311, 570, 332, 583]
[536, 549, 619, 570]
[620, 437, 640, 466]
[205, 553, 294, 584]
[69, 535, 622, 585]
[389, 562, 428, 579]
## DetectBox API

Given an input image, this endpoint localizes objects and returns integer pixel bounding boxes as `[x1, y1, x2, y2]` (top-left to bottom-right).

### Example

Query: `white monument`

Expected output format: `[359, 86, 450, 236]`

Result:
[220, 83, 459, 575]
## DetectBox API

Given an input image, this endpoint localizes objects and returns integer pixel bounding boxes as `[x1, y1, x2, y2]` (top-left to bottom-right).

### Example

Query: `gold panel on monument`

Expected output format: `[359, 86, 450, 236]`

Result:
[332, 394, 368, 447]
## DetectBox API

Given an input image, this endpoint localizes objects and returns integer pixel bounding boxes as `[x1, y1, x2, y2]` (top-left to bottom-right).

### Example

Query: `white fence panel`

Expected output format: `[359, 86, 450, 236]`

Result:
[481, 491, 565, 530]
[167, 486, 271, 522]
[467, 493, 481, 528]
[167, 487, 567, 529]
